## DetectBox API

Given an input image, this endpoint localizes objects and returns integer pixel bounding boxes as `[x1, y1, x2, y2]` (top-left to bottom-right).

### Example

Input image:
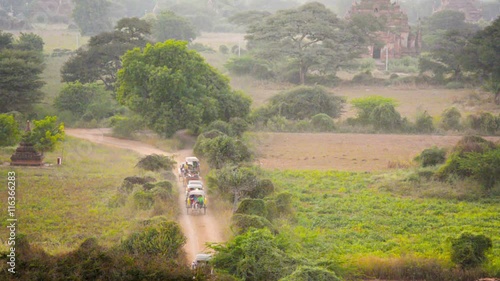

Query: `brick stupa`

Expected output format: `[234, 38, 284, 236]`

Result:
[10, 121, 44, 166]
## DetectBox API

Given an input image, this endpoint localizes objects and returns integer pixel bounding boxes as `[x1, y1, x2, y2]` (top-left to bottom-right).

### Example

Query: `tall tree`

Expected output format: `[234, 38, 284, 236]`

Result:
[0, 48, 45, 113]
[61, 18, 151, 90]
[462, 17, 500, 104]
[73, 0, 112, 36]
[420, 29, 475, 81]
[152, 10, 198, 42]
[116, 40, 251, 137]
[16, 32, 44, 52]
[246, 2, 367, 84]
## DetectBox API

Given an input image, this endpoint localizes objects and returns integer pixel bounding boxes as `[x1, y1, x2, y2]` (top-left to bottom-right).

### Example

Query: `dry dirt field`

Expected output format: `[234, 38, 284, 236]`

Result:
[254, 132, 500, 172]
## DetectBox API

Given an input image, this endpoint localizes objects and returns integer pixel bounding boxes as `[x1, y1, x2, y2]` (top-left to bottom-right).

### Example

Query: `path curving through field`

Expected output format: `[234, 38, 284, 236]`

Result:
[66, 128, 226, 263]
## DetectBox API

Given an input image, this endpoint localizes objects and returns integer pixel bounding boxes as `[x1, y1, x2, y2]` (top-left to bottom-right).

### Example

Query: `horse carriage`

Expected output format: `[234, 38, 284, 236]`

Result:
[179, 156, 201, 186]
[186, 189, 206, 215]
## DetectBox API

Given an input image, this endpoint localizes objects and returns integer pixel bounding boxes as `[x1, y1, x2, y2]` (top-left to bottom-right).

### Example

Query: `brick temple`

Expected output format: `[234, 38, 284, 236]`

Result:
[346, 0, 421, 59]
[434, 0, 482, 22]
[10, 121, 44, 166]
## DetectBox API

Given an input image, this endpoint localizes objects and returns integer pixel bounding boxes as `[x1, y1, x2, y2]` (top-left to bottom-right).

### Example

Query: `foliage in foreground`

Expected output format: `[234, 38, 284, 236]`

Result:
[0, 227, 197, 280]
[0, 113, 20, 146]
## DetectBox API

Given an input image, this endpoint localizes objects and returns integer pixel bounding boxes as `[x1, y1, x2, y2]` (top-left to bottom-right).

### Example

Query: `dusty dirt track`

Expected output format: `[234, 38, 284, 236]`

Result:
[254, 132, 500, 172]
[66, 128, 225, 263]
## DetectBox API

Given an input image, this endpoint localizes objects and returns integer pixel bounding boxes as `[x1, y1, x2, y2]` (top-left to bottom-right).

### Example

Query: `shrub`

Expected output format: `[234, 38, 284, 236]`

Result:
[388, 56, 419, 73]
[195, 135, 252, 169]
[415, 146, 446, 167]
[465, 112, 500, 135]
[445, 81, 464, 89]
[135, 154, 176, 172]
[133, 190, 154, 210]
[0, 114, 20, 146]
[121, 221, 186, 258]
[108, 193, 127, 208]
[275, 192, 294, 217]
[450, 232, 492, 269]
[249, 179, 275, 199]
[204, 120, 233, 136]
[351, 96, 398, 125]
[436, 136, 497, 180]
[110, 114, 144, 139]
[457, 147, 500, 189]
[230, 214, 275, 235]
[219, 44, 229, 54]
[311, 113, 335, 132]
[369, 103, 403, 131]
[235, 199, 268, 217]
[264, 85, 344, 120]
[229, 117, 249, 137]
[414, 111, 435, 133]
[224, 55, 274, 80]
[279, 266, 341, 281]
[440, 107, 462, 131]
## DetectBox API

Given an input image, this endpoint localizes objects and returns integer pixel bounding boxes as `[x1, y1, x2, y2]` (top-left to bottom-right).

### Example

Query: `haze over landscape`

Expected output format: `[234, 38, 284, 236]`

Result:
[0, 0, 499, 280]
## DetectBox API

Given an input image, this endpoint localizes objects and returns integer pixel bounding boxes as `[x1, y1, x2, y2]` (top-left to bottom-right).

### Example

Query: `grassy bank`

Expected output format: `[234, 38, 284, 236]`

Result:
[0, 137, 176, 254]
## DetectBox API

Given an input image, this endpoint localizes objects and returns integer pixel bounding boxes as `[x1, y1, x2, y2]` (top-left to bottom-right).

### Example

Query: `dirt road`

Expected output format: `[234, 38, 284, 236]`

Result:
[66, 128, 226, 262]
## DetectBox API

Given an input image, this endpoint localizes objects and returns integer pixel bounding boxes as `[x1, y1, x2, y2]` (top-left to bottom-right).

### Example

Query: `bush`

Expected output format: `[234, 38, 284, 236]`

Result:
[235, 199, 268, 217]
[0, 114, 20, 146]
[369, 103, 403, 131]
[275, 192, 294, 217]
[445, 81, 464, 89]
[194, 135, 252, 169]
[263, 86, 345, 120]
[121, 221, 186, 258]
[108, 193, 127, 208]
[230, 214, 275, 235]
[279, 266, 341, 281]
[465, 112, 500, 135]
[457, 147, 500, 189]
[224, 55, 274, 80]
[135, 154, 176, 172]
[110, 114, 144, 139]
[440, 107, 462, 131]
[351, 96, 398, 125]
[388, 56, 419, 73]
[311, 113, 335, 132]
[414, 111, 435, 133]
[204, 120, 233, 136]
[415, 146, 446, 167]
[450, 232, 492, 269]
[249, 179, 275, 199]
[219, 45, 229, 54]
[436, 136, 497, 180]
[133, 190, 154, 210]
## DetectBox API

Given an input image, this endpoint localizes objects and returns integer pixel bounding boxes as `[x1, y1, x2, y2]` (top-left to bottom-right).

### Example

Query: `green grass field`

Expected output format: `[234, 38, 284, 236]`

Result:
[266, 169, 500, 274]
[0, 137, 176, 254]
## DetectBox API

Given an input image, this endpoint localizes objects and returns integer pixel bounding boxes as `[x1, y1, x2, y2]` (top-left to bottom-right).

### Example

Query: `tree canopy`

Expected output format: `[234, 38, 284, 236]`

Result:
[116, 40, 251, 137]
[73, 0, 112, 36]
[151, 10, 198, 42]
[462, 16, 500, 103]
[245, 2, 367, 84]
[0, 47, 45, 113]
[61, 17, 151, 90]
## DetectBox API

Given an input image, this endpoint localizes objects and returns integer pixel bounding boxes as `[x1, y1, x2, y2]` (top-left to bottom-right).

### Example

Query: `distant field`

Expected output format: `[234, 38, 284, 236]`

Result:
[253, 132, 500, 172]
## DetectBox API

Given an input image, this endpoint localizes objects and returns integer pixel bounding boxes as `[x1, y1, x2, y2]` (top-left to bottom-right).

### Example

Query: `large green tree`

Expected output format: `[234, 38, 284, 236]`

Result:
[73, 0, 112, 36]
[0, 48, 45, 113]
[116, 40, 251, 137]
[61, 18, 151, 90]
[462, 17, 500, 104]
[246, 2, 367, 84]
[419, 29, 474, 81]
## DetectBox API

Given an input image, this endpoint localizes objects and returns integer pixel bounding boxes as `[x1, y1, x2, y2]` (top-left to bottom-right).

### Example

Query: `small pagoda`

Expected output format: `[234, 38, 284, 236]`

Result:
[10, 121, 44, 166]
